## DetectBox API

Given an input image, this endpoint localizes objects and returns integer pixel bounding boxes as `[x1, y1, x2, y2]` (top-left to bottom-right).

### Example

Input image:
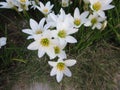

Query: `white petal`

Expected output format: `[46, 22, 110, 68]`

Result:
[22, 29, 33, 35]
[0, 37, 7, 47]
[46, 49, 56, 59]
[64, 59, 76, 66]
[97, 11, 106, 18]
[38, 18, 45, 28]
[38, 48, 45, 58]
[80, 11, 89, 19]
[30, 19, 39, 30]
[96, 23, 102, 29]
[65, 36, 77, 43]
[56, 71, 63, 83]
[59, 38, 67, 46]
[27, 41, 39, 50]
[46, 1, 50, 7]
[67, 28, 78, 35]
[27, 36, 34, 39]
[63, 67, 72, 77]
[102, 5, 115, 11]
[48, 61, 57, 67]
[84, 21, 92, 27]
[50, 67, 57, 76]
[74, 7, 80, 18]
[58, 51, 67, 59]
[39, 2, 44, 8]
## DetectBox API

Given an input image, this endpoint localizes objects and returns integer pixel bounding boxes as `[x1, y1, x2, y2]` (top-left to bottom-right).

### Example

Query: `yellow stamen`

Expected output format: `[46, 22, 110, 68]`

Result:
[40, 38, 50, 47]
[91, 18, 97, 25]
[54, 46, 60, 54]
[58, 30, 66, 38]
[93, 1, 101, 11]
[43, 8, 48, 13]
[35, 30, 42, 34]
[20, 0, 26, 3]
[57, 62, 65, 71]
[74, 19, 81, 26]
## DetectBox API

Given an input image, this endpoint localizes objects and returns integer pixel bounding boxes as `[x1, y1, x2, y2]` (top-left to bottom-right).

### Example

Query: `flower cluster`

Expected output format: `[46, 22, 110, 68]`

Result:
[0, 0, 115, 82]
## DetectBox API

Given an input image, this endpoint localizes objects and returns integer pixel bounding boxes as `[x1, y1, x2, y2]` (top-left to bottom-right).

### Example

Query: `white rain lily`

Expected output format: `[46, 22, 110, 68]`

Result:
[0, 37, 7, 49]
[48, 58, 76, 82]
[0, 0, 17, 9]
[89, 0, 115, 18]
[85, 12, 106, 29]
[27, 31, 56, 59]
[53, 41, 66, 59]
[61, 0, 71, 7]
[72, 7, 89, 28]
[22, 18, 49, 39]
[17, 0, 31, 11]
[36, 1, 54, 15]
[51, 22, 78, 46]
[48, 8, 73, 28]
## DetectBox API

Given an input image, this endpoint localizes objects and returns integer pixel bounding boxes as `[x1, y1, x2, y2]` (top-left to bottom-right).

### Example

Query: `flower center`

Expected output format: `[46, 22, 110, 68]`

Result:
[54, 46, 60, 54]
[43, 8, 48, 13]
[20, 0, 26, 3]
[58, 30, 66, 38]
[91, 18, 97, 25]
[74, 19, 81, 26]
[35, 30, 42, 34]
[40, 38, 50, 47]
[62, 2, 68, 7]
[93, 1, 101, 11]
[57, 62, 65, 71]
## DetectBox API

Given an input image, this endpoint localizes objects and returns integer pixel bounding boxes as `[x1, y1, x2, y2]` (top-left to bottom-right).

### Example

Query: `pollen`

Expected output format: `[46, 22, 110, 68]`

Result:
[74, 19, 81, 26]
[35, 30, 42, 34]
[57, 62, 65, 71]
[91, 18, 97, 25]
[62, 2, 67, 7]
[20, 0, 26, 3]
[93, 1, 101, 11]
[58, 30, 66, 38]
[40, 38, 50, 47]
[43, 8, 48, 13]
[54, 46, 60, 54]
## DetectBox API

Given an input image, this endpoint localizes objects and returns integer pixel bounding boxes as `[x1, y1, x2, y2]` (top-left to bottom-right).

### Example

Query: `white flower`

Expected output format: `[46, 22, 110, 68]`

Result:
[48, 8, 73, 28]
[89, 0, 115, 18]
[0, 37, 7, 49]
[53, 40, 66, 59]
[36, 1, 54, 15]
[61, 0, 71, 7]
[48, 58, 76, 82]
[22, 18, 49, 39]
[72, 7, 89, 28]
[27, 31, 56, 59]
[85, 12, 106, 29]
[17, 0, 31, 11]
[51, 22, 78, 46]
[0, 0, 16, 8]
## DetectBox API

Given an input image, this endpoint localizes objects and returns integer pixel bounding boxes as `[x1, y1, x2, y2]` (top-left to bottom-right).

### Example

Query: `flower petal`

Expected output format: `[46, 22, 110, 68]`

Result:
[48, 61, 57, 67]
[27, 41, 39, 50]
[38, 48, 45, 58]
[64, 59, 76, 66]
[74, 7, 80, 18]
[30, 19, 39, 30]
[63, 67, 72, 77]
[50, 67, 57, 76]
[65, 36, 77, 43]
[22, 29, 33, 35]
[56, 71, 63, 83]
